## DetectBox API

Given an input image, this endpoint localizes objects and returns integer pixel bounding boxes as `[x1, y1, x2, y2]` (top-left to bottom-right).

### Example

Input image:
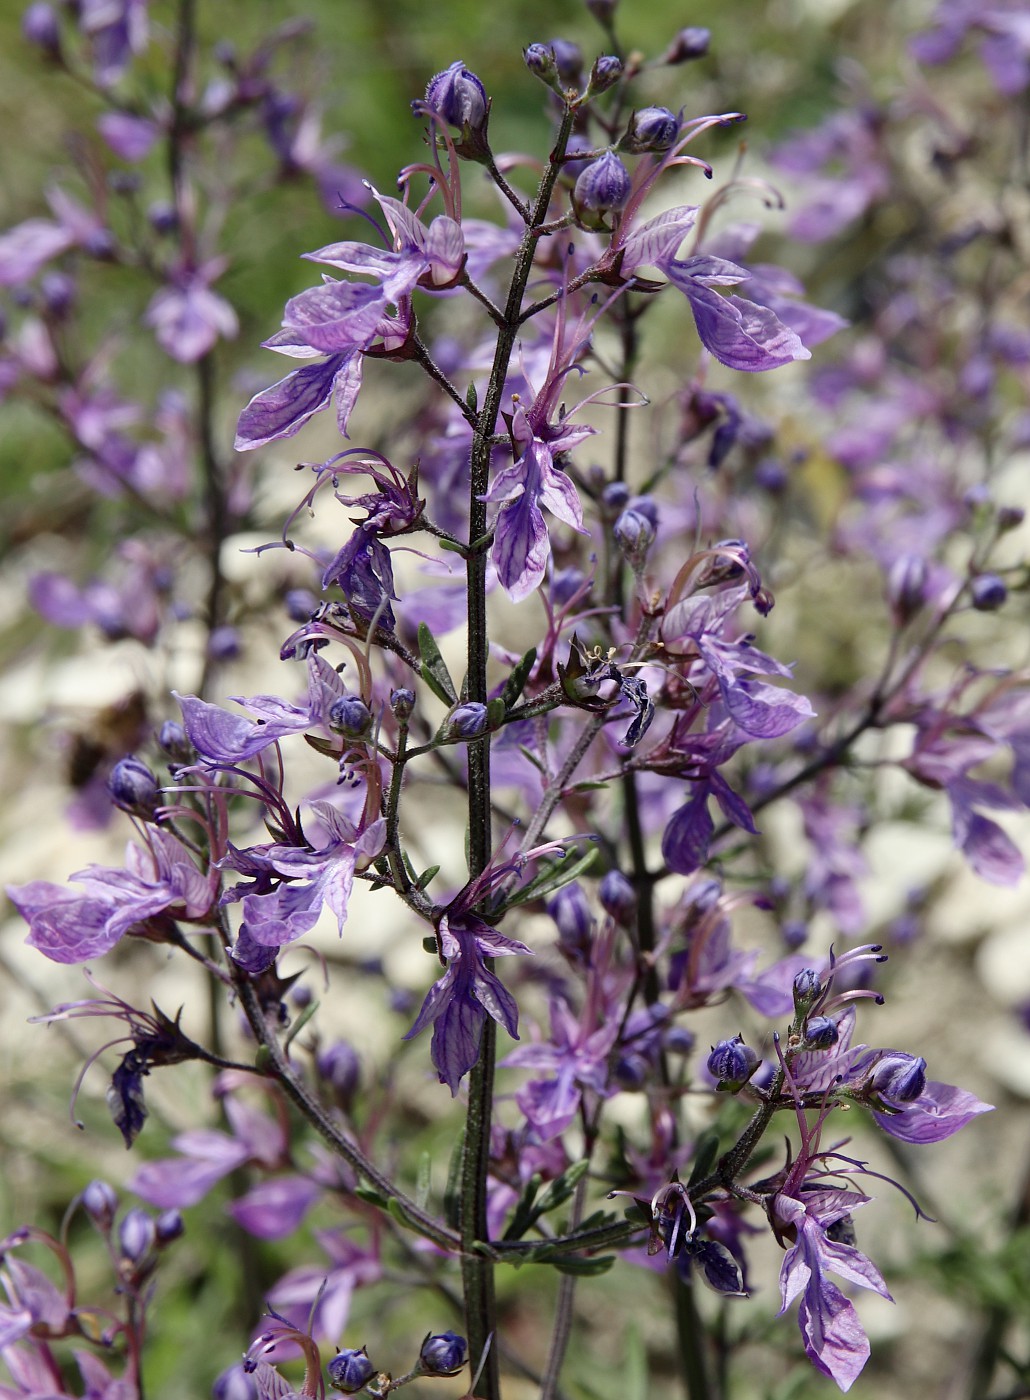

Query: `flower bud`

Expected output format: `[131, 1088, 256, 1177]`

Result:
[707, 1034, 759, 1088]
[613, 507, 655, 568]
[158, 720, 192, 762]
[108, 756, 161, 819]
[155, 1209, 184, 1246]
[663, 27, 711, 63]
[443, 701, 488, 740]
[599, 868, 636, 924]
[869, 1052, 926, 1103]
[551, 566, 587, 606]
[549, 38, 583, 86]
[317, 1040, 361, 1112]
[390, 686, 416, 721]
[586, 0, 618, 22]
[22, 3, 61, 56]
[424, 62, 488, 131]
[419, 1331, 468, 1376]
[327, 1347, 376, 1394]
[208, 625, 241, 661]
[40, 270, 75, 318]
[329, 694, 373, 737]
[549, 881, 594, 962]
[621, 106, 679, 153]
[524, 43, 558, 83]
[118, 1208, 156, 1264]
[792, 968, 822, 1013]
[997, 504, 1025, 531]
[586, 54, 623, 96]
[147, 200, 178, 235]
[575, 150, 631, 213]
[887, 553, 929, 622]
[81, 1179, 119, 1231]
[601, 480, 630, 513]
[971, 573, 1007, 611]
[803, 1015, 839, 1050]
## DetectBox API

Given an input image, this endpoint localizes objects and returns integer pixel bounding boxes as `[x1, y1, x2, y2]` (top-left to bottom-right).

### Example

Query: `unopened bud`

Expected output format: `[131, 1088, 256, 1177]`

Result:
[419, 1331, 468, 1376]
[869, 1052, 926, 1103]
[22, 3, 61, 56]
[620, 106, 679, 153]
[599, 868, 636, 924]
[887, 553, 929, 622]
[971, 573, 1007, 611]
[327, 1348, 376, 1394]
[328, 694, 372, 737]
[155, 1209, 184, 1246]
[707, 1034, 759, 1088]
[524, 43, 559, 83]
[803, 1016, 839, 1050]
[317, 1040, 361, 1112]
[118, 1208, 156, 1264]
[664, 27, 711, 63]
[575, 150, 631, 213]
[423, 62, 488, 131]
[81, 1179, 119, 1231]
[586, 54, 623, 96]
[792, 968, 822, 1013]
[442, 701, 488, 740]
[108, 756, 161, 819]
[549, 38, 583, 86]
[614, 507, 656, 567]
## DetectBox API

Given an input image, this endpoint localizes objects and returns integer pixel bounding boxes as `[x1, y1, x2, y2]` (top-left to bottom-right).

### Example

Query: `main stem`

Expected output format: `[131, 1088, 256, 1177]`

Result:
[460, 104, 576, 1400]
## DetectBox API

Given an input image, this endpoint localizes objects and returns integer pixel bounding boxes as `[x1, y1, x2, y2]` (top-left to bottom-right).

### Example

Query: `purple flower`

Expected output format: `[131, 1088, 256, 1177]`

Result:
[144, 261, 238, 363]
[405, 914, 531, 1095]
[7, 829, 216, 964]
[772, 1184, 892, 1391]
[503, 996, 617, 1138]
[97, 111, 159, 161]
[424, 62, 488, 130]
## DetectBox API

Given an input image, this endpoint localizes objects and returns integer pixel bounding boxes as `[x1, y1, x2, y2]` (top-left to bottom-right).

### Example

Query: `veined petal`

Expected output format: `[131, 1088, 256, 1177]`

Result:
[234, 354, 348, 450]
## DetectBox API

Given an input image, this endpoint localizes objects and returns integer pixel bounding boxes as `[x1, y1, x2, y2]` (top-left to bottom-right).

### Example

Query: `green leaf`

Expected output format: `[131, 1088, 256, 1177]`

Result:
[501, 1174, 542, 1242]
[415, 863, 441, 891]
[688, 1127, 721, 1186]
[534, 1158, 590, 1216]
[416, 1151, 432, 1211]
[486, 696, 506, 729]
[418, 621, 457, 705]
[354, 1185, 389, 1210]
[282, 998, 319, 1053]
[443, 1128, 465, 1231]
[551, 1254, 615, 1276]
[504, 845, 599, 909]
[501, 647, 537, 711]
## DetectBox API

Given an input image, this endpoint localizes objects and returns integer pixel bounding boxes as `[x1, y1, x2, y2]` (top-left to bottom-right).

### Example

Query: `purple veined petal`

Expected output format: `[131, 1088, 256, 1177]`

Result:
[674, 253, 751, 288]
[234, 354, 347, 450]
[423, 214, 465, 285]
[708, 770, 759, 835]
[952, 805, 1024, 885]
[403, 966, 455, 1042]
[97, 111, 160, 161]
[797, 1278, 870, 1392]
[29, 572, 94, 627]
[516, 1070, 580, 1140]
[719, 675, 816, 738]
[227, 1176, 322, 1240]
[492, 490, 550, 602]
[872, 1080, 993, 1143]
[333, 352, 365, 438]
[12, 886, 121, 965]
[980, 28, 1030, 96]
[145, 282, 239, 363]
[820, 1235, 892, 1299]
[0, 218, 74, 285]
[538, 462, 585, 532]
[684, 280, 811, 371]
[618, 204, 699, 271]
[473, 965, 520, 1040]
[281, 280, 384, 354]
[303, 241, 404, 277]
[431, 989, 485, 1096]
[175, 693, 302, 764]
[261, 327, 326, 359]
[3, 1259, 71, 1331]
[661, 789, 714, 876]
[240, 879, 325, 947]
[0, 1303, 35, 1350]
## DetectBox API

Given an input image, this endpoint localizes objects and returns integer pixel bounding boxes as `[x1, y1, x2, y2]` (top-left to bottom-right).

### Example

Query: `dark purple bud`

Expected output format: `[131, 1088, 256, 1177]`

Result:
[118, 1208, 156, 1264]
[575, 150, 631, 212]
[108, 756, 161, 819]
[621, 106, 679, 153]
[109, 172, 141, 196]
[601, 480, 631, 513]
[869, 1052, 926, 1103]
[997, 504, 1025, 531]
[628, 495, 658, 527]
[443, 701, 488, 740]
[424, 62, 488, 131]
[83, 228, 116, 260]
[664, 1025, 695, 1055]
[549, 881, 594, 961]
[585, 0, 618, 23]
[792, 968, 822, 1013]
[316, 1040, 361, 1112]
[551, 566, 587, 606]
[147, 201, 178, 234]
[613, 507, 655, 568]
[707, 1034, 759, 1088]
[663, 27, 711, 63]
[155, 1209, 184, 1245]
[207, 625, 241, 662]
[971, 573, 1007, 611]
[284, 587, 318, 622]
[781, 919, 808, 951]
[803, 1016, 839, 1050]
[524, 43, 558, 83]
[390, 687, 416, 720]
[888, 553, 929, 622]
[614, 1052, 649, 1089]
[327, 1347, 376, 1394]
[599, 868, 637, 924]
[419, 1331, 468, 1376]
[755, 457, 788, 493]
[548, 37, 583, 85]
[22, 3, 61, 55]
[40, 270, 75, 317]
[561, 133, 595, 182]
[586, 54, 623, 95]
[81, 1179, 118, 1230]
[158, 720, 192, 761]
[328, 694, 373, 737]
